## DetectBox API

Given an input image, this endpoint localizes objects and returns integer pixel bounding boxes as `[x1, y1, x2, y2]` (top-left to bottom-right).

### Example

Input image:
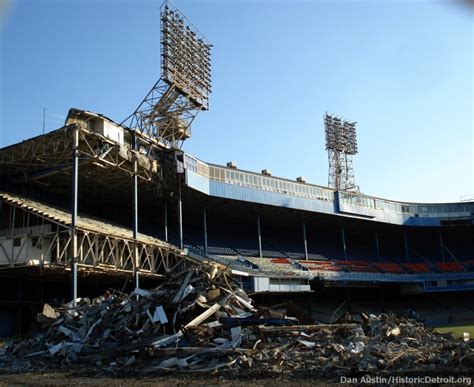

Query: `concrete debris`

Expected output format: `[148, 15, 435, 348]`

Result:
[386, 326, 401, 337]
[2, 261, 473, 378]
[41, 304, 60, 320]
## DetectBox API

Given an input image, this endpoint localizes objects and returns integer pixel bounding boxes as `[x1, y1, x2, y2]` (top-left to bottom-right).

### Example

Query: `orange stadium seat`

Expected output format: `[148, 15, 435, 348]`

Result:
[436, 262, 464, 272]
[374, 263, 405, 274]
[404, 263, 431, 273]
[270, 258, 290, 264]
[336, 261, 378, 273]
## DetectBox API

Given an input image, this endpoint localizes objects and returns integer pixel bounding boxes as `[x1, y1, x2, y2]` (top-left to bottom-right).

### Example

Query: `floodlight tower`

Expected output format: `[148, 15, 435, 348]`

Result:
[324, 113, 359, 192]
[123, 1, 212, 149]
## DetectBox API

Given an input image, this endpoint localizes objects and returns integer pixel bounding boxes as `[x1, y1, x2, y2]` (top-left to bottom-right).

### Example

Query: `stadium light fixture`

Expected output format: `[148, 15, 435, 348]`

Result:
[123, 0, 212, 149]
[324, 113, 359, 192]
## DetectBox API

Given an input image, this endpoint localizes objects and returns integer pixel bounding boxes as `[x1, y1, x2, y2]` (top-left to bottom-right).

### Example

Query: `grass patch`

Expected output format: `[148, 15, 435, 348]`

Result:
[435, 324, 474, 338]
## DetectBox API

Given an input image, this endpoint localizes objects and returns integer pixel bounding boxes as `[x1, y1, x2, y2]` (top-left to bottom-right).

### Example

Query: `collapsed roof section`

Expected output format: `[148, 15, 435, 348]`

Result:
[0, 192, 183, 277]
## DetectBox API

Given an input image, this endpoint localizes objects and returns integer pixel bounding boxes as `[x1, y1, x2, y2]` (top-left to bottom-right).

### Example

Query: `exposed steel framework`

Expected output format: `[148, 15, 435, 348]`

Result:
[123, 1, 212, 149]
[0, 123, 162, 191]
[324, 113, 359, 192]
[0, 196, 181, 277]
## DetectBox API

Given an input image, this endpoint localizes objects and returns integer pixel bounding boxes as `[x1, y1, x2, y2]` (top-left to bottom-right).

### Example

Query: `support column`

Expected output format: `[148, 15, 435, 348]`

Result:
[93, 234, 99, 266]
[178, 177, 184, 250]
[71, 125, 79, 305]
[302, 222, 308, 261]
[9, 205, 15, 234]
[132, 133, 139, 291]
[17, 279, 22, 338]
[257, 214, 262, 258]
[40, 270, 44, 305]
[164, 201, 168, 242]
[10, 205, 16, 266]
[375, 231, 381, 261]
[403, 231, 410, 263]
[203, 207, 208, 256]
[341, 222, 347, 261]
[439, 229, 445, 263]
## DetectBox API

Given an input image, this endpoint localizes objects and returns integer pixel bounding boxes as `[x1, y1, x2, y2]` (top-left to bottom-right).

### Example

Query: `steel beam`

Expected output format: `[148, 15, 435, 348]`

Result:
[404, 231, 410, 263]
[164, 201, 168, 242]
[375, 231, 381, 261]
[302, 222, 308, 261]
[132, 133, 139, 291]
[257, 214, 262, 258]
[341, 222, 347, 261]
[71, 125, 79, 304]
[178, 177, 183, 250]
[203, 207, 208, 257]
[439, 230, 445, 263]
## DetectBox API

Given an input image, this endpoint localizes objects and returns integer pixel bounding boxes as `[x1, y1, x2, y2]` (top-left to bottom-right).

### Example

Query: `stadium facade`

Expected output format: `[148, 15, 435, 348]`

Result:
[1, 2, 472, 336]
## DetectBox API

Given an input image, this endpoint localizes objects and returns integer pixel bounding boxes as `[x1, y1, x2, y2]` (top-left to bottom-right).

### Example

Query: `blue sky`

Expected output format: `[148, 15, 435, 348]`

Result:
[0, 0, 472, 203]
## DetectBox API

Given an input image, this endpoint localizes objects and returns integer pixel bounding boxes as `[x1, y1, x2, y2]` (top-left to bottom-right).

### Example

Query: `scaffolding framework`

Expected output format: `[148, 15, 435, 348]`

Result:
[124, 2, 212, 149]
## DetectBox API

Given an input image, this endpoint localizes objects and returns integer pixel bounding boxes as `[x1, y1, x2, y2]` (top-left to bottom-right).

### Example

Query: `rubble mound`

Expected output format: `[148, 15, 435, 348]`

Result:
[2, 261, 473, 378]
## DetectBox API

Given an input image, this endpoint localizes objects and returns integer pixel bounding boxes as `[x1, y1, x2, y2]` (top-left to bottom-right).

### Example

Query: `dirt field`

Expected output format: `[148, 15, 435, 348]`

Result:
[1, 369, 473, 387]
[0, 371, 329, 386]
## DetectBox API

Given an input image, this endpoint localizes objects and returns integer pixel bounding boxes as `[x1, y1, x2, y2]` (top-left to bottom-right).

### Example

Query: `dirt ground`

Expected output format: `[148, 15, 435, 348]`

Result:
[1, 370, 474, 386]
[0, 371, 328, 387]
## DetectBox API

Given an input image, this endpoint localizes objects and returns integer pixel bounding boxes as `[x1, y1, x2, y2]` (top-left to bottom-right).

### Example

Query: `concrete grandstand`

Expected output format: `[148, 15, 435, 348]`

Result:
[1, 110, 472, 303]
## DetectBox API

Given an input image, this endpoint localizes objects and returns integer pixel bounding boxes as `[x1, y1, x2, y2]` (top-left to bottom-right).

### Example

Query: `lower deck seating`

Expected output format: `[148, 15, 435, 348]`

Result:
[178, 225, 473, 276]
[336, 261, 379, 273]
[374, 262, 405, 274]
[404, 263, 431, 273]
[247, 257, 299, 275]
[261, 250, 286, 258]
[436, 262, 465, 273]
[303, 260, 343, 272]
[271, 258, 290, 264]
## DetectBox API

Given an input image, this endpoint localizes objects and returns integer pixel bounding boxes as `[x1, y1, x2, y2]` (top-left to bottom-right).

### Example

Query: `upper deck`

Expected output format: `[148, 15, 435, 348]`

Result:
[183, 153, 474, 227]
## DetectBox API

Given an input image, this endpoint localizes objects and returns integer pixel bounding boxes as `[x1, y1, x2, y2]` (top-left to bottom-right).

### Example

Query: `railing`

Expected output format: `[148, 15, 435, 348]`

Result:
[339, 191, 474, 217]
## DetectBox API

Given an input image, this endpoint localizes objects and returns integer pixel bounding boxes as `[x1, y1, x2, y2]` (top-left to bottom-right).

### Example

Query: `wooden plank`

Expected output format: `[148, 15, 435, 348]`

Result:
[258, 323, 357, 333]
[184, 303, 220, 328]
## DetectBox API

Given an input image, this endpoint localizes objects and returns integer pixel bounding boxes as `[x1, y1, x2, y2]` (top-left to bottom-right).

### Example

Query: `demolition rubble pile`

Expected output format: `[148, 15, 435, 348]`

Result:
[3, 261, 474, 377]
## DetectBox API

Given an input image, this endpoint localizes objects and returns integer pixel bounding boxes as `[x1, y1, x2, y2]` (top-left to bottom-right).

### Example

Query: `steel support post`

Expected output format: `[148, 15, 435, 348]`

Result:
[439, 229, 445, 263]
[10, 205, 15, 265]
[341, 222, 347, 261]
[132, 133, 139, 291]
[164, 201, 168, 242]
[302, 222, 308, 261]
[10, 205, 15, 235]
[257, 214, 262, 258]
[404, 231, 410, 263]
[71, 125, 79, 304]
[17, 279, 22, 338]
[375, 232, 381, 261]
[203, 207, 208, 256]
[178, 177, 184, 250]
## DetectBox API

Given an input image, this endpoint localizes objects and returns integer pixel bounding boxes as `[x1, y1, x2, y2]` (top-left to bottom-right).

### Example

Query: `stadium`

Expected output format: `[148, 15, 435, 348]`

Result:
[0, 2, 473, 337]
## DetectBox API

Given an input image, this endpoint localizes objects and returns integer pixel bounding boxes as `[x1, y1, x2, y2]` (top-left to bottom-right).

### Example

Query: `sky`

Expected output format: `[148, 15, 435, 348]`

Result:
[0, 0, 472, 203]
